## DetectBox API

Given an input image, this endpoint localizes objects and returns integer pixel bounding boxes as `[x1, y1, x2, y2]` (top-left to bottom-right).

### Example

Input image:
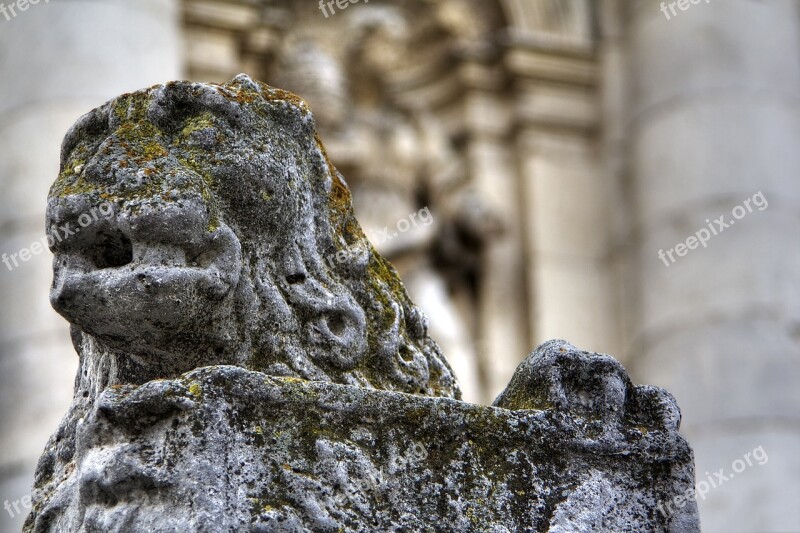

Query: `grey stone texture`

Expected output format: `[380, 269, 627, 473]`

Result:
[26, 75, 698, 532]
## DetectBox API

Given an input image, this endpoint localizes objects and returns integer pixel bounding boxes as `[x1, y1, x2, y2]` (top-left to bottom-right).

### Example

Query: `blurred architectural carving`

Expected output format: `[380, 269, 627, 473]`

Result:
[185, 1, 608, 401]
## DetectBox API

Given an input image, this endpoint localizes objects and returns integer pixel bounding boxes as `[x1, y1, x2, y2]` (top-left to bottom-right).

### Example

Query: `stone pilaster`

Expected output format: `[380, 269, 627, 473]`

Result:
[451, 57, 529, 404]
[504, 6, 622, 368]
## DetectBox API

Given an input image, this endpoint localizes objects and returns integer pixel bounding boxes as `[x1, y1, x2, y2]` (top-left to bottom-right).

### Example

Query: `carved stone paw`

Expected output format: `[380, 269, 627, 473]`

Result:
[493, 340, 681, 432]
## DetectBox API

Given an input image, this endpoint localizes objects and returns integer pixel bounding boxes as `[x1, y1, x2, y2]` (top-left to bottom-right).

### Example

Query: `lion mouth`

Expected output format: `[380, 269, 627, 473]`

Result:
[48, 195, 242, 352]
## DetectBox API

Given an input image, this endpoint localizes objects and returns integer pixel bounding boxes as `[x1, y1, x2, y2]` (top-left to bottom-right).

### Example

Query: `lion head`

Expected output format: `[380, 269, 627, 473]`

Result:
[48, 74, 459, 398]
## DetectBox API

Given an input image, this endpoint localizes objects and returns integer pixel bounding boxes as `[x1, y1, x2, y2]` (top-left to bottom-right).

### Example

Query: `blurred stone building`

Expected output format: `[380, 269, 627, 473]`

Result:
[1, 0, 798, 531]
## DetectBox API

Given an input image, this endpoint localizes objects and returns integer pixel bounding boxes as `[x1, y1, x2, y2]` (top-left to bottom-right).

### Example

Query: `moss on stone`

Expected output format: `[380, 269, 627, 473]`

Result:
[188, 382, 203, 397]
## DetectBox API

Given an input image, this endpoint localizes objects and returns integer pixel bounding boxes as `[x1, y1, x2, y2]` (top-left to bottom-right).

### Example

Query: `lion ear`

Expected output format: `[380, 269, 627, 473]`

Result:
[221, 74, 318, 137]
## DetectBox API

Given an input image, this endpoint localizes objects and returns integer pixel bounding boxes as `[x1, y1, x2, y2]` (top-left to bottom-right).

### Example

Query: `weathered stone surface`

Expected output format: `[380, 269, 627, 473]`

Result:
[27, 75, 698, 532]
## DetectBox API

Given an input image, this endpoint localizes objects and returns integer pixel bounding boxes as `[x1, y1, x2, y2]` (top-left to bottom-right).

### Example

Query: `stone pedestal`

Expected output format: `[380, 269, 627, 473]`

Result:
[29, 348, 699, 532]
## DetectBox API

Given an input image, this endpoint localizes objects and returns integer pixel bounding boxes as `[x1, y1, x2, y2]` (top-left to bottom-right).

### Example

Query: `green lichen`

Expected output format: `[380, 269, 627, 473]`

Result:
[188, 382, 203, 397]
[176, 156, 220, 232]
[178, 112, 217, 140]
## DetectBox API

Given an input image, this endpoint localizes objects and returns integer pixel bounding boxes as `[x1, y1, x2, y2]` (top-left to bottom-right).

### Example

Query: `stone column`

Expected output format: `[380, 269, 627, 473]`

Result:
[623, 1, 800, 530]
[0, 1, 181, 530]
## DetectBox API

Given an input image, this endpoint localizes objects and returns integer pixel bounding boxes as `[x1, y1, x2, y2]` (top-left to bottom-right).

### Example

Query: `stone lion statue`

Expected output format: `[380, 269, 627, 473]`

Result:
[25, 75, 697, 533]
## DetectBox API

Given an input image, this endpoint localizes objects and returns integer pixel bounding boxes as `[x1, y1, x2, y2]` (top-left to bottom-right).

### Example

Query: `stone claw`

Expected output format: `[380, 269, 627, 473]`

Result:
[493, 339, 681, 432]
